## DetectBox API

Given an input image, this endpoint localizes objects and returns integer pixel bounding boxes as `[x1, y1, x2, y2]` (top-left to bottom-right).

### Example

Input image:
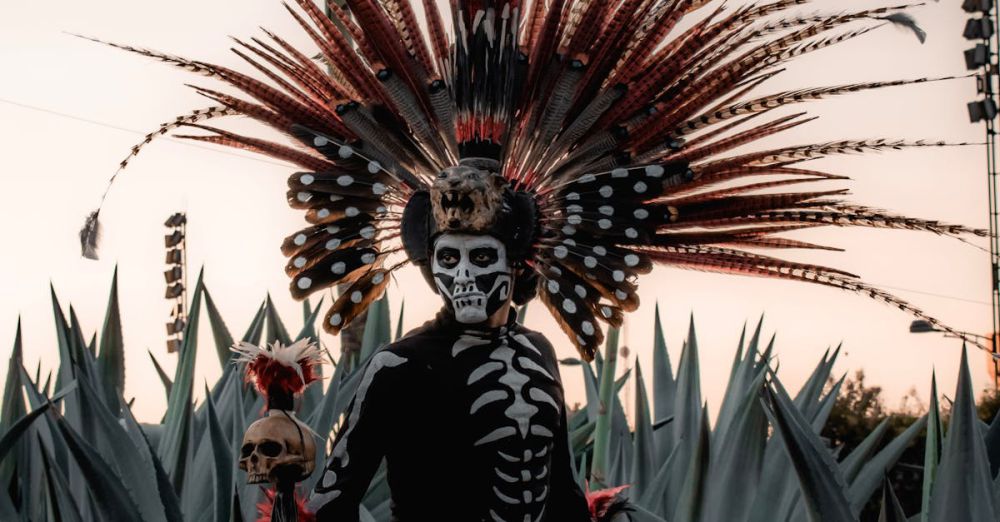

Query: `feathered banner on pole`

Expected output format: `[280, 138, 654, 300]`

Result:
[233, 339, 322, 522]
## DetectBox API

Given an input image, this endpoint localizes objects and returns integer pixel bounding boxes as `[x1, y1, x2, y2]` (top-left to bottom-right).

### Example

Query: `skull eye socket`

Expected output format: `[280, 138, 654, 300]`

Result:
[436, 247, 459, 269]
[240, 443, 255, 458]
[259, 441, 283, 458]
[470, 247, 498, 267]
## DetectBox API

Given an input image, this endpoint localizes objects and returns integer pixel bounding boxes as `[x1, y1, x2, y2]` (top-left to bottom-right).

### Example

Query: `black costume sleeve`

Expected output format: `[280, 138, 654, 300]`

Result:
[308, 350, 410, 521]
[547, 392, 593, 520]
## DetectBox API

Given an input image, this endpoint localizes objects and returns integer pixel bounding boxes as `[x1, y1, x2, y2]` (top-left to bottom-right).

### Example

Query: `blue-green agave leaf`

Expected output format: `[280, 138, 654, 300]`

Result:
[360, 293, 391, 362]
[204, 287, 236, 367]
[670, 405, 709, 522]
[264, 295, 292, 345]
[205, 393, 234, 522]
[877, 476, 907, 522]
[53, 412, 144, 521]
[158, 268, 205, 493]
[651, 303, 676, 461]
[928, 346, 997, 521]
[97, 267, 125, 411]
[591, 327, 620, 487]
[630, 361, 656, 500]
[920, 372, 942, 522]
[38, 436, 84, 522]
[761, 378, 855, 522]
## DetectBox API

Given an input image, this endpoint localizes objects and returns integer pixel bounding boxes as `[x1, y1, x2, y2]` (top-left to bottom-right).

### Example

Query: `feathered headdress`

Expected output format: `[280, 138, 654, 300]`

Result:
[85, 0, 984, 360]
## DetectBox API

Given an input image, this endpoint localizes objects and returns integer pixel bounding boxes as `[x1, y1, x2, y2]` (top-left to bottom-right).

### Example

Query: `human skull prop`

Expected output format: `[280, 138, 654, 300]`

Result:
[432, 233, 512, 324]
[239, 411, 317, 484]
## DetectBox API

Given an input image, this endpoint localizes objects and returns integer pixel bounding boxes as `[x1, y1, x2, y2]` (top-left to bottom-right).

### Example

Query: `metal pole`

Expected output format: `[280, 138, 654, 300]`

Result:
[987, 2, 1000, 387]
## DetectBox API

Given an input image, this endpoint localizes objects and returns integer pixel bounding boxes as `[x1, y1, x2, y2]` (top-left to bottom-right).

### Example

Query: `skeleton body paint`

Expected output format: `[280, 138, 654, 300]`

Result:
[308, 311, 592, 521]
[432, 233, 513, 324]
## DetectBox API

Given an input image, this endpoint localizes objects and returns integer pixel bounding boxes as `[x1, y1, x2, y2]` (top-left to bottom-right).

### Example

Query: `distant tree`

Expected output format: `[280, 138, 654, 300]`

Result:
[822, 371, 924, 521]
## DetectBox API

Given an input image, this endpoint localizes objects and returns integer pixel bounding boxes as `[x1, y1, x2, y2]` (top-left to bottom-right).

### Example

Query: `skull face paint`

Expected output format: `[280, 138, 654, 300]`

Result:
[432, 233, 512, 324]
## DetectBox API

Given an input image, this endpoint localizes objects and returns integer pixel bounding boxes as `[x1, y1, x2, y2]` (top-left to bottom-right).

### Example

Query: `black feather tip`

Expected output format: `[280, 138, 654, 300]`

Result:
[883, 13, 926, 44]
[80, 210, 101, 260]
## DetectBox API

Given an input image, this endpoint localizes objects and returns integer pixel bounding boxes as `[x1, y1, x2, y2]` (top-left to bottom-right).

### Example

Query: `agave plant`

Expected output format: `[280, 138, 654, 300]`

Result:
[0, 270, 996, 521]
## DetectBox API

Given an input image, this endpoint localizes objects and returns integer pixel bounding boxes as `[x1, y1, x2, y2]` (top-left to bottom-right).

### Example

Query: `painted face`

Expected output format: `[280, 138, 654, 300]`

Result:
[432, 233, 512, 324]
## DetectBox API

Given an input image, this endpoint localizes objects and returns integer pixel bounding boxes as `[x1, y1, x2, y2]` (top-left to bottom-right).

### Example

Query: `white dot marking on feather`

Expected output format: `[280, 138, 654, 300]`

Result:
[613, 270, 625, 282]
[330, 194, 343, 202]
[331, 261, 346, 274]
[318, 209, 331, 219]
[634, 181, 647, 193]
[346, 207, 359, 217]
[577, 335, 587, 346]
[568, 215, 582, 225]
[297, 277, 312, 290]
[554, 245, 568, 259]
[367, 161, 381, 174]
[294, 234, 307, 246]
[593, 246, 606, 256]
[574, 285, 586, 298]
[372, 183, 387, 195]
[326, 225, 340, 234]
[563, 238, 577, 246]
[329, 313, 343, 326]
[599, 206, 614, 216]
[645, 165, 664, 178]
[297, 192, 312, 203]
[599, 186, 613, 198]
[562, 226, 576, 236]
[326, 239, 341, 250]
[338, 145, 353, 158]
[584, 256, 597, 269]
[562, 299, 577, 314]
[601, 306, 613, 319]
[634, 208, 649, 219]
[579, 173, 596, 183]
[293, 257, 306, 268]
[313, 136, 328, 147]
[625, 228, 638, 239]
[599, 219, 612, 230]
[337, 175, 353, 186]
[615, 289, 628, 300]
[350, 291, 363, 303]
[361, 253, 376, 264]
[611, 168, 628, 178]
[625, 254, 639, 267]
[547, 280, 560, 293]
[582, 321, 595, 336]
[567, 204, 582, 214]
[372, 272, 385, 284]
[567, 192, 580, 201]
[300, 174, 315, 185]
[361, 226, 375, 239]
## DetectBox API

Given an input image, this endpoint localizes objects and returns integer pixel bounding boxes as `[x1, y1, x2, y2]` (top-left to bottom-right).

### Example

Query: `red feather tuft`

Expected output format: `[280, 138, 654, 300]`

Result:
[255, 489, 316, 522]
[232, 339, 323, 400]
[586, 484, 630, 521]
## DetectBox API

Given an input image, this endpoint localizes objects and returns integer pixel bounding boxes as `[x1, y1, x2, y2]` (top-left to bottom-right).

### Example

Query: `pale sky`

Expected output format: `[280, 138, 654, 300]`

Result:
[0, 0, 993, 423]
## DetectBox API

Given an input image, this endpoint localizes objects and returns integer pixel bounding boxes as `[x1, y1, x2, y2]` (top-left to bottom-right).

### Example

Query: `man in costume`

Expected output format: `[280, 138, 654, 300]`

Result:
[84, 0, 988, 520]
[307, 162, 595, 520]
